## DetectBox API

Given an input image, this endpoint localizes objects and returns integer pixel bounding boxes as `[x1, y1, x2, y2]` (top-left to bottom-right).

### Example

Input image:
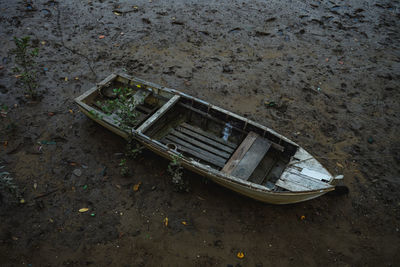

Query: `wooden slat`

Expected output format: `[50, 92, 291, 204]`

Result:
[275, 178, 310, 192]
[181, 122, 237, 149]
[137, 95, 180, 133]
[169, 129, 230, 159]
[178, 105, 285, 152]
[136, 104, 153, 114]
[164, 136, 226, 168]
[249, 156, 276, 184]
[230, 137, 271, 181]
[275, 171, 333, 192]
[176, 126, 234, 154]
[222, 131, 259, 175]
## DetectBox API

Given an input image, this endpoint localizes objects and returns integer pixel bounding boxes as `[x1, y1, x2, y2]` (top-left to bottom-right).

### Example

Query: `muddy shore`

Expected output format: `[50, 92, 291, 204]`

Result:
[1, 0, 399, 266]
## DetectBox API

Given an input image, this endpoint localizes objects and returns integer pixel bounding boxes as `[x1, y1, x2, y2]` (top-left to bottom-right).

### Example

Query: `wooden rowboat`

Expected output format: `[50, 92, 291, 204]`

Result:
[75, 73, 343, 204]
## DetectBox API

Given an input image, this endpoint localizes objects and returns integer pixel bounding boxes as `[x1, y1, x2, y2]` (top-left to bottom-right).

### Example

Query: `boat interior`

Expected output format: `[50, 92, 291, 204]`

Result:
[84, 78, 301, 190]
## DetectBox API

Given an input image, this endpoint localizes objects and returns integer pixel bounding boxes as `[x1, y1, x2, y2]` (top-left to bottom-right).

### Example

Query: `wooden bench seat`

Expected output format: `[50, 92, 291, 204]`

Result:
[222, 132, 271, 181]
[275, 169, 333, 192]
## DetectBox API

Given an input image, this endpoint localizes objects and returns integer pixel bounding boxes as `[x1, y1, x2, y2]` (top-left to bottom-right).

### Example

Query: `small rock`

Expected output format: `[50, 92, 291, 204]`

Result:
[222, 65, 233, 74]
[73, 169, 82, 177]
[175, 67, 193, 79]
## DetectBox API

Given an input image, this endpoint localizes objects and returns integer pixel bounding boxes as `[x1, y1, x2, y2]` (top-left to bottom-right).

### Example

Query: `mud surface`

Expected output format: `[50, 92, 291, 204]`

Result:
[1, 0, 400, 266]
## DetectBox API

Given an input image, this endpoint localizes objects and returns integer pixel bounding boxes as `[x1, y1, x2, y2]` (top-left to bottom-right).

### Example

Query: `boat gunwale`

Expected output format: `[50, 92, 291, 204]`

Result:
[74, 73, 336, 196]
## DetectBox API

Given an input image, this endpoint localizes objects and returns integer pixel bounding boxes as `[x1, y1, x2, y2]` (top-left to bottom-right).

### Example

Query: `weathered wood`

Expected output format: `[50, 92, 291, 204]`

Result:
[181, 122, 237, 149]
[179, 104, 285, 152]
[169, 129, 231, 159]
[137, 95, 180, 133]
[132, 90, 151, 106]
[231, 137, 271, 181]
[276, 170, 333, 192]
[164, 136, 226, 168]
[136, 104, 153, 114]
[275, 178, 310, 192]
[249, 155, 276, 184]
[222, 132, 258, 175]
[176, 126, 235, 154]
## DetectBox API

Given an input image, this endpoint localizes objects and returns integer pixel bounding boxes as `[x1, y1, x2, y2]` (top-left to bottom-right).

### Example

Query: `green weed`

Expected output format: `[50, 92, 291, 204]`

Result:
[11, 36, 39, 99]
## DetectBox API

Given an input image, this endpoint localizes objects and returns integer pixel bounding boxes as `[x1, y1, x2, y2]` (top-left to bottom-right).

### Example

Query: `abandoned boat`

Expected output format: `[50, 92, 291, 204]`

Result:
[75, 73, 343, 204]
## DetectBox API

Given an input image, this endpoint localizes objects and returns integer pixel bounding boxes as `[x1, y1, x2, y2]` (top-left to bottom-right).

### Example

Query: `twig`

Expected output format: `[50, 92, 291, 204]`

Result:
[34, 188, 59, 199]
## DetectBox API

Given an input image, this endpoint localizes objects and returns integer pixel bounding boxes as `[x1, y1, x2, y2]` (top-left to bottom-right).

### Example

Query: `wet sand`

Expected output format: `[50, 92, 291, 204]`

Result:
[0, 0, 399, 266]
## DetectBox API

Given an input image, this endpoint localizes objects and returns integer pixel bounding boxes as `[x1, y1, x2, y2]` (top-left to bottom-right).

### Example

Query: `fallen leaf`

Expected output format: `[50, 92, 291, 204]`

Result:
[99, 35, 105, 39]
[338, 60, 344, 65]
[20, 199, 25, 204]
[113, 11, 121, 16]
[64, 77, 68, 81]
[3, 141, 8, 147]
[300, 215, 306, 220]
[15, 74, 22, 78]
[79, 208, 89, 213]
[182, 221, 187, 225]
[237, 252, 245, 259]
[133, 182, 142, 191]
[164, 217, 168, 227]
[33, 183, 37, 190]
[336, 162, 344, 168]
[69, 109, 73, 114]
[48, 112, 54, 116]
[41, 41, 46, 45]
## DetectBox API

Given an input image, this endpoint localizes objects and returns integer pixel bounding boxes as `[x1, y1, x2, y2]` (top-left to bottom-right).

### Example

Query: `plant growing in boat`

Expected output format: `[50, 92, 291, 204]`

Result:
[88, 109, 103, 120]
[97, 87, 140, 130]
[11, 36, 40, 99]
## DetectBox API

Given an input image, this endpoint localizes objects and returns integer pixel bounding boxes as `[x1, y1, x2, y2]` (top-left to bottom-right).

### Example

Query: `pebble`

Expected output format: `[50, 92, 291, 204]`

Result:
[73, 169, 82, 177]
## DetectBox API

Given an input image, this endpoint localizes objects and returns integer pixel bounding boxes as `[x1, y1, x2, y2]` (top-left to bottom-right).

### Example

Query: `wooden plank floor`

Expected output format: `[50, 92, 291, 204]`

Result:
[162, 123, 237, 168]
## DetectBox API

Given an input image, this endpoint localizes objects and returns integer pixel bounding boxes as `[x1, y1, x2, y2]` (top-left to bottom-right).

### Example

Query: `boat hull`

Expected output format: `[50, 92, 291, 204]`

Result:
[79, 105, 333, 204]
[76, 73, 337, 204]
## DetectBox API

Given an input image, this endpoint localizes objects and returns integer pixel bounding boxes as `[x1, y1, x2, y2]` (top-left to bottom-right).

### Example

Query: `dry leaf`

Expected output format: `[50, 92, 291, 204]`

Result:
[133, 182, 142, 191]
[79, 208, 89, 213]
[99, 35, 105, 39]
[164, 217, 168, 227]
[181, 221, 187, 226]
[336, 162, 344, 168]
[237, 252, 245, 259]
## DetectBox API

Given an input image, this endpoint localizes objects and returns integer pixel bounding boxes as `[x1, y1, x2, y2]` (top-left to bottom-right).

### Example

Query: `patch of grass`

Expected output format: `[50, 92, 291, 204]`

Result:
[168, 155, 189, 192]
[0, 164, 20, 202]
[10, 36, 40, 99]
[119, 158, 129, 176]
